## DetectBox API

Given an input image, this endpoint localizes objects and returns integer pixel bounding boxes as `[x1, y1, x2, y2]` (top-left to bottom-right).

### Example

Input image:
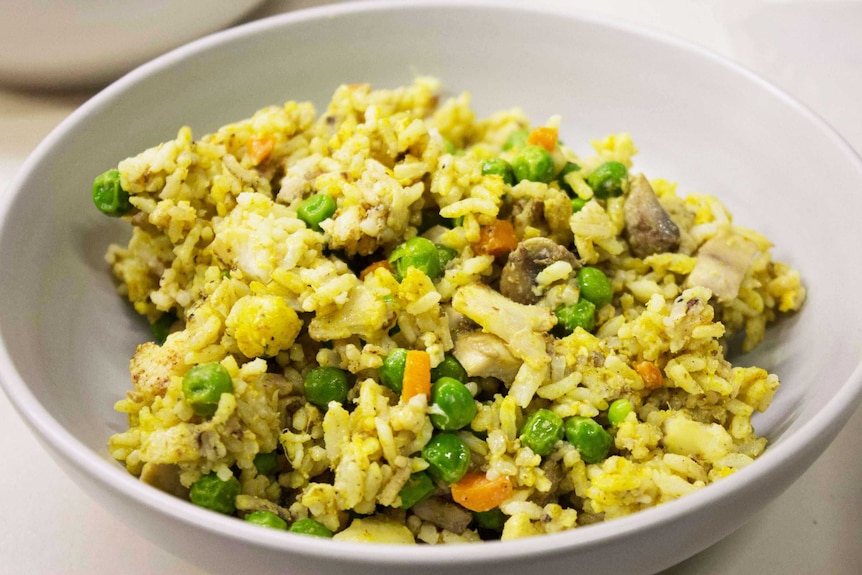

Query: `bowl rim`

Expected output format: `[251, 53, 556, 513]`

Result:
[2, 0, 862, 565]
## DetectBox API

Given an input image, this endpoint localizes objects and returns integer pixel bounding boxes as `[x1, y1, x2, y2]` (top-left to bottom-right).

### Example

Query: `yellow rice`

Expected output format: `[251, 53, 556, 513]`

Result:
[103, 78, 805, 543]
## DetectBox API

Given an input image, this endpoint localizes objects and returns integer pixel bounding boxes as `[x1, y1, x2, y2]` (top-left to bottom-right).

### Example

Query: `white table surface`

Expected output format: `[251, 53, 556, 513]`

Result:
[2, 1, 861, 573]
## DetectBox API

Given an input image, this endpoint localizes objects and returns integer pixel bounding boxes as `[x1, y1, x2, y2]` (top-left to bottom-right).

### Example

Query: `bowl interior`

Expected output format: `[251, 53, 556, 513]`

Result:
[2, 0, 862, 571]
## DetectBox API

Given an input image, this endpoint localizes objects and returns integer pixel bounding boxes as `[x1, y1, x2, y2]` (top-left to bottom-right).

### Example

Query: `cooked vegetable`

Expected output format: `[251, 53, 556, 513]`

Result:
[451, 472, 514, 512]
[474, 219, 518, 257]
[189, 473, 241, 514]
[430, 376, 477, 431]
[565, 417, 613, 464]
[576, 266, 614, 308]
[587, 161, 628, 199]
[481, 157, 515, 185]
[182, 362, 234, 417]
[502, 128, 529, 151]
[511, 145, 555, 183]
[398, 471, 435, 509]
[526, 126, 558, 152]
[245, 510, 288, 530]
[92, 169, 132, 217]
[402, 349, 432, 401]
[297, 193, 337, 231]
[500, 237, 579, 305]
[554, 299, 597, 335]
[252, 451, 280, 476]
[473, 507, 507, 531]
[389, 237, 443, 281]
[557, 161, 581, 195]
[623, 174, 680, 257]
[304, 366, 351, 408]
[634, 361, 664, 389]
[430, 353, 468, 383]
[246, 135, 275, 165]
[289, 518, 334, 538]
[608, 398, 633, 426]
[421, 432, 470, 483]
[380, 348, 409, 394]
[519, 408, 564, 456]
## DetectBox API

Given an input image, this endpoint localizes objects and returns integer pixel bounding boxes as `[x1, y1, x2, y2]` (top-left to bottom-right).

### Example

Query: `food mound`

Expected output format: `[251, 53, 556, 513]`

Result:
[99, 79, 805, 543]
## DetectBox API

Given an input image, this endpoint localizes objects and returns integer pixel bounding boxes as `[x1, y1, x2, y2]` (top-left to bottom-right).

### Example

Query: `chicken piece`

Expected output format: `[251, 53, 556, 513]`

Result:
[412, 497, 473, 534]
[452, 283, 555, 406]
[453, 331, 522, 384]
[623, 174, 681, 257]
[451, 283, 555, 363]
[500, 237, 580, 304]
[686, 231, 758, 302]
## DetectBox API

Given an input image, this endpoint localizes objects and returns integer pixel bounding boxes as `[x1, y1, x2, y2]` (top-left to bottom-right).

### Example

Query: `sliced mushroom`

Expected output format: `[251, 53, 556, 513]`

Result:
[453, 331, 522, 385]
[235, 494, 294, 522]
[500, 237, 580, 304]
[686, 231, 758, 302]
[140, 463, 188, 499]
[623, 174, 681, 257]
[412, 497, 473, 534]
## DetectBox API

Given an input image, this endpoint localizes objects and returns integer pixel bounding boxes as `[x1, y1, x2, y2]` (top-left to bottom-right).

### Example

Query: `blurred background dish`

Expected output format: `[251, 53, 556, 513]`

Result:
[0, 0, 266, 89]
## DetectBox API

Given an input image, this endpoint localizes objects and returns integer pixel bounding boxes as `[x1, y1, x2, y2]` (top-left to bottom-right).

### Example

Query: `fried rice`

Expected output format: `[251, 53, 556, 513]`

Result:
[101, 78, 805, 543]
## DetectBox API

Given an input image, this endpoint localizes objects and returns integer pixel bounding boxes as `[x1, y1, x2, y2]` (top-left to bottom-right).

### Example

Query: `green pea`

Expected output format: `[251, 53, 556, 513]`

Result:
[182, 362, 234, 417]
[304, 366, 351, 408]
[297, 193, 337, 232]
[92, 169, 132, 217]
[519, 408, 564, 456]
[253, 451, 280, 476]
[421, 432, 470, 483]
[289, 518, 334, 538]
[430, 377, 477, 431]
[564, 417, 613, 464]
[608, 398, 633, 426]
[502, 129, 529, 151]
[511, 145, 555, 184]
[245, 510, 288, 530]
[444, 139, 465, 155]
[587, 161, 629, 199]
[380, 348, 408, 393]
[553, 299, 597, 336]
[419, 209, 451, 233]
[189, 473, 241, 514]
[571, 197, 588, 213]
[437, 245, 458, 268]
[389, 237, 442, 281]
[481, 157, 515, 186]
[150, 311, 176, 345]
[557, 161, 581, 195]
[577, 266, 613, 309]
[430, 354, 468, 383]
[473, 508, 507, 531]
[398, 471, 435, 509]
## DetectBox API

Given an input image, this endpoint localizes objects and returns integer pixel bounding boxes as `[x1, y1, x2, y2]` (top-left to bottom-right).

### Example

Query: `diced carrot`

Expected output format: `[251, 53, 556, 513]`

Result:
[402, 350, 431, 401]
[359, 260, 392, 280]
[247, 135, 275, 166]
[451, 472, 514, 512]
[474, 219, 518, 257]
[526, 126, 558, 153]
[634, 360, 664, 389]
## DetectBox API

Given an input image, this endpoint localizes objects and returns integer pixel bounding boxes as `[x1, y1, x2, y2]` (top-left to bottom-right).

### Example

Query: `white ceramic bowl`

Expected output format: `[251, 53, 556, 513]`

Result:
[2, 1, 862, 574]
[0, 0, 265, 89]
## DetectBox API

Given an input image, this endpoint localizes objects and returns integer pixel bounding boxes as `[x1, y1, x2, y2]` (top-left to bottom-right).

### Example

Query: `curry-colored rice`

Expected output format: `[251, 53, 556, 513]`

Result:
[103, 78, 805, 543]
